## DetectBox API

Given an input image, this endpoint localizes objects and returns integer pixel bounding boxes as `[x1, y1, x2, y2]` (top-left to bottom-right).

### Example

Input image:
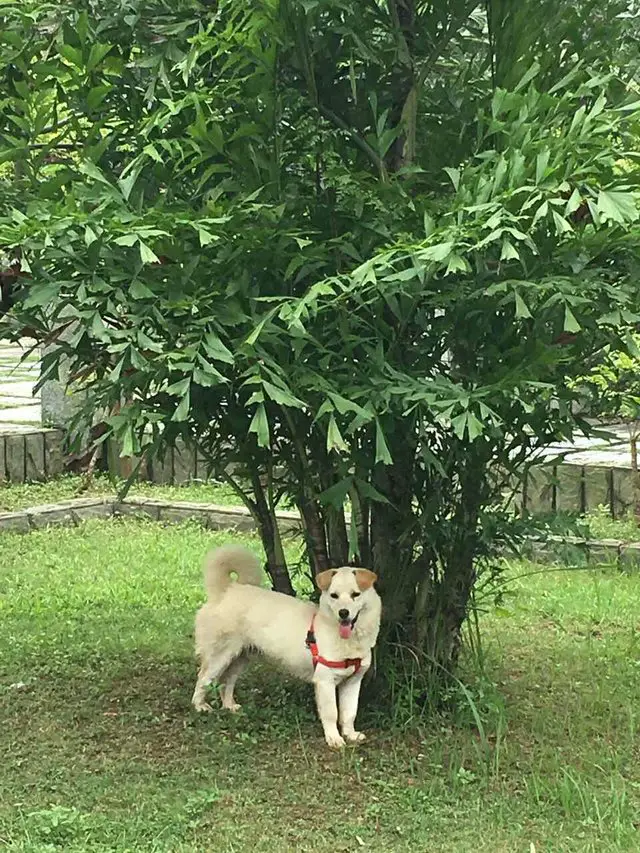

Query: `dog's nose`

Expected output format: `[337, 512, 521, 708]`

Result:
[338, 608, 350, 620]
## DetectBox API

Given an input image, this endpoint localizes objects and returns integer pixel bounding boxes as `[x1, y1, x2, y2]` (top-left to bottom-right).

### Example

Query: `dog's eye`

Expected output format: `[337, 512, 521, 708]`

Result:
[330, 593, 339, 599]
[351, 592, 360, 599]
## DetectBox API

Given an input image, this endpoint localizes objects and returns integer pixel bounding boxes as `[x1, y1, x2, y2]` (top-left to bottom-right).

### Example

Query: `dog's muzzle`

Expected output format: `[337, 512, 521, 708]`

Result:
[338, 612, 359, 639]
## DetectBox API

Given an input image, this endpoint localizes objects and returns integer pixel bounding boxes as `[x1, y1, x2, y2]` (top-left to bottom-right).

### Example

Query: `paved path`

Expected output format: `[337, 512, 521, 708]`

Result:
[0, 339, 41, 426]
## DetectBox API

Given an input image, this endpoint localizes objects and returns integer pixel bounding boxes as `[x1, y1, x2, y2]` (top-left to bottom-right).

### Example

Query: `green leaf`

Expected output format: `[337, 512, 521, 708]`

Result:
[563, 305, 581, 333]
[172, 389, 191, 422]
[375, 421, 392, 465]
[198, 228, 218, 246]
[193, 366, 225, 386]
[263, 380, 304, 409]
[130, 279, 154, 299]
[84, 226, 98, 246]
[249, 403, 270, 447]
[121, 426, 135, 458]
[597, 190, 639, 224]
[535, 150, 550, 184]
[86, 84, 112, 111]
[466, 412, 483, 441]
[354, 478, 390, 505]
[445, 254, 468, 275]
[514, 291, 532, 319]
[139, 242, 160, 264]
[624, 333, 640, 359]
[423, 211, 435, 237]
[166, 378, 191, 396]
[245, 309, 276, 346]
[203, 331, 234, 364]
[420, 242, 454, 262]
[552, 211, 572, 235]
[500, 239, 519, 261]
[514, 61, 540, 92]
[327, 414, 348, 453]
[23, 283, 60, 308]
[451, 413, 468, 440]
[87, 42, 113, 71]
[115, 234, 139, 247]
[59, 44, 84, 69]
[328, 393, 371, 420]
[319, 476, 353, 509]
[91, 312, 110, 342]
[443, 167, 460, 191]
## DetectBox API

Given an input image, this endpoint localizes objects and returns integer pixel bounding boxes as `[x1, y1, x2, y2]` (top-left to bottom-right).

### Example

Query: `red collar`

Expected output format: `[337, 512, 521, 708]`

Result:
[305, 614, 362, 674]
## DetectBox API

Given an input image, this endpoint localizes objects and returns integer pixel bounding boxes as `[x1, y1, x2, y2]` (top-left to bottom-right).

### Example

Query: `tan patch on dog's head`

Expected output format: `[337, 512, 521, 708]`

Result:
[353, 569, 377, 590]
[315, 569, 338, 591]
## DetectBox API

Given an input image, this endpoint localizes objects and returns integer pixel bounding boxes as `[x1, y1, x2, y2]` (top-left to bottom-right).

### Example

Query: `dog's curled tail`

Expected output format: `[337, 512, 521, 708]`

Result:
[203, 544, 263, 601]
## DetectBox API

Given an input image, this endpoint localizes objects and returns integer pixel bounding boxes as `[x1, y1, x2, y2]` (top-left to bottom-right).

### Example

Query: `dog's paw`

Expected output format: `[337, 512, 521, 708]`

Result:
[325, 732, 346, 750]
[222, 702, 242, 713]
[344, 731, 366, 744]
[193, 700, 214, 713]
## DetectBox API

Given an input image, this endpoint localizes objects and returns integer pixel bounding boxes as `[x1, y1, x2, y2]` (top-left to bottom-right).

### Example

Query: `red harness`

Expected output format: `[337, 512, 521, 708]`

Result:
[305, 614, 362, 674]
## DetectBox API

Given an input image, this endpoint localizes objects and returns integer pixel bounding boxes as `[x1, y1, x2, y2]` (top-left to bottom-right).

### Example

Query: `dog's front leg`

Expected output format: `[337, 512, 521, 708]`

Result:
[314, 679, 344, 749]
[337, 672, 366, 743]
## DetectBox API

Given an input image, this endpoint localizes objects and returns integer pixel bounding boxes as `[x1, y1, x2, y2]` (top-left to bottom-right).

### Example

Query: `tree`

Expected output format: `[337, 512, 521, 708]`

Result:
[1, 0, 640, 682]
[572, 335, 640, 517]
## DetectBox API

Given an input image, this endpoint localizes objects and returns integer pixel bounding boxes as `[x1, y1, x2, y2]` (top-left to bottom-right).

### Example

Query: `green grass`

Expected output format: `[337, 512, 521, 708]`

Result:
[0, 474, 242, 513]
[1, 518, 639, 851]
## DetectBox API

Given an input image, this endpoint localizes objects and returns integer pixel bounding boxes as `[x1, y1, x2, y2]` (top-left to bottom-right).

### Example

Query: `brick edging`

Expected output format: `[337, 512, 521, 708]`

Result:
[0, 496, 638, 570]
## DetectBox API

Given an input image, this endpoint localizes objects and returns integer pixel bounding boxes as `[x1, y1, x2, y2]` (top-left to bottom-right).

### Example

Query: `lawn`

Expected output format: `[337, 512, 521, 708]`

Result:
[1, 517, 639, 852]
[0, 475, 241, 513]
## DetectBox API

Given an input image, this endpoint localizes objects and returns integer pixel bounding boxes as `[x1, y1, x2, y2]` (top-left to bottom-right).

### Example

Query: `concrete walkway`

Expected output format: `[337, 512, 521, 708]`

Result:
[0, 339, 41, 426]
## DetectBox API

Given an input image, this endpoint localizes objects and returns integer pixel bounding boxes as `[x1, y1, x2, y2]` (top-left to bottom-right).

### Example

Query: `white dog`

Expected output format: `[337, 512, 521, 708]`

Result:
[191, 544, 381, 748]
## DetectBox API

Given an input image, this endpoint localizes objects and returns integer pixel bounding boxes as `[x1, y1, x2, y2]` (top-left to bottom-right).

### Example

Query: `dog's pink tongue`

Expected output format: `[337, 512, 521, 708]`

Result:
[339, 622, 353, 639]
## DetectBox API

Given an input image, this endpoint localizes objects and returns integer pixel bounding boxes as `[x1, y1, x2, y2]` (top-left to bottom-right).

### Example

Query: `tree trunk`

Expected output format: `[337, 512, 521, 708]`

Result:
[250, 470, 294, 595]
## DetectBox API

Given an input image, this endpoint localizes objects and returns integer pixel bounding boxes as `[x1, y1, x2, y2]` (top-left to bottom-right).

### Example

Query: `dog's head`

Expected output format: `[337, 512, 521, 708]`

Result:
[315, 567, 378, 639]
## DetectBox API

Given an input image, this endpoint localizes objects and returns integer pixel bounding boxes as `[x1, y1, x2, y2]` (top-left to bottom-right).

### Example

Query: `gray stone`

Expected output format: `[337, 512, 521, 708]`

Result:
[611, 468, 638, 519]
[25, 432, 45, 481]
[113, 499, 161, 521]
[72, 500, 114, 521]
[159, 505, 211, 526]
[205, 509, 256, 532]
[587, 539, 621, 566]
[620, 543, 640, 572]
[27, 506, 78, 529]
[583, 466, 612, 513]
[555, 464, 584, 513]
[547, 534, 588, 565]
[40, 321, 84, 429]
[4, 434, 25, 482]
[524, 465, 554, 514]
[173, 440, 195, 485]
[0, 511, 30, 533]
[195, 450, 211, 482]
[44, 430, 64, 478]
[152, 450, 174, 485]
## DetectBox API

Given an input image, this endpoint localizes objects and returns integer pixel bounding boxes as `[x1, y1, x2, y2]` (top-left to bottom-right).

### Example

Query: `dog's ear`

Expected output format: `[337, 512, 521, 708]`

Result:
[315, 569, 337, 592]
[353, 569, 377, 590]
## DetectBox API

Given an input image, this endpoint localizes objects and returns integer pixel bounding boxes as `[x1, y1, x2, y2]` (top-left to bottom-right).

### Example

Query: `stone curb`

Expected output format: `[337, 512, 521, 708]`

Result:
[0, 496, 303, 536]
[0, 496, 638, 570]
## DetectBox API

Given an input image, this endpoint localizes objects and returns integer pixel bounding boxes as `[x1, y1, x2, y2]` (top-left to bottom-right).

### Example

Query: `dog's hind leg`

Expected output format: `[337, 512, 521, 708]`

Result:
[191, 643, 242, 712]
[219, 653, 249, 712]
